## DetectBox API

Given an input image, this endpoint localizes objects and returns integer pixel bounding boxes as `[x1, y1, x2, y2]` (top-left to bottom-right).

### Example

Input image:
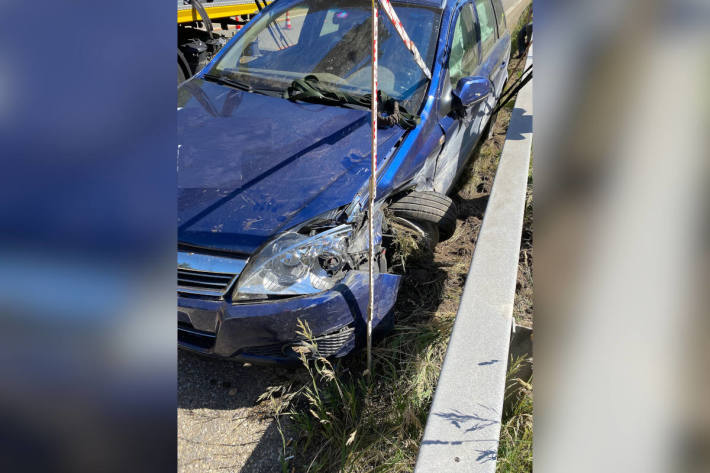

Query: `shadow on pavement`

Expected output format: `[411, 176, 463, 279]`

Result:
[178, 350, 300, 472]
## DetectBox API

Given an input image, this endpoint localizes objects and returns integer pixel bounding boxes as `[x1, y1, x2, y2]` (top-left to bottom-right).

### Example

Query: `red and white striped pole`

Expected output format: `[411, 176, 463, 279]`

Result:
[366, 0, 378, 376]
[366, 0, 430, 375]
[377, 0, 431, 79]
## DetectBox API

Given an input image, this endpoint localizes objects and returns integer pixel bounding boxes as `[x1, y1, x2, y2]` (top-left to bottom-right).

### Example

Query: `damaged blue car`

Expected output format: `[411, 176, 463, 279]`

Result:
[178, 0, 510, 363]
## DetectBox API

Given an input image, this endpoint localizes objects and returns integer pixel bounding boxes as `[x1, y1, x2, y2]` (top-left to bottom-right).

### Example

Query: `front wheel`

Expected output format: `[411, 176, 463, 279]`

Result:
[389, 191, 457, 241]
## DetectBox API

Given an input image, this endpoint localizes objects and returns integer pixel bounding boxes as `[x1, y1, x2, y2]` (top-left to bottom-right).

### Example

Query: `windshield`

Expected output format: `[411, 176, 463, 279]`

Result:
[210, 0, 441, 112]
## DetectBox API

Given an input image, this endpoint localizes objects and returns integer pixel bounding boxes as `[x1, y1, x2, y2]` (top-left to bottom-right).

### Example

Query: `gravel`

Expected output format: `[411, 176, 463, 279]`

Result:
[178, 350, 293, 473]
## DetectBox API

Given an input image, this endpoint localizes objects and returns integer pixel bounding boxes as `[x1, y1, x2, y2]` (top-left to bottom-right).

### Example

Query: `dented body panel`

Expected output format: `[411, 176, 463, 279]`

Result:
[178, 80, 406, 254]
[179, 271, 400, 364]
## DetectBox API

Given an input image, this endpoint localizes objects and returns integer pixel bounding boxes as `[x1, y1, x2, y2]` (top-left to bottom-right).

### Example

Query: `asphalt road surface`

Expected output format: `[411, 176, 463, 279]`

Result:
[178, 350, 294, 472]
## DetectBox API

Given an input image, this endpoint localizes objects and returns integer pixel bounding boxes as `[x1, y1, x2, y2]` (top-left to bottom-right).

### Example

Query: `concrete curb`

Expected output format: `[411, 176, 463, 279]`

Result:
[414, 45, 533, 473]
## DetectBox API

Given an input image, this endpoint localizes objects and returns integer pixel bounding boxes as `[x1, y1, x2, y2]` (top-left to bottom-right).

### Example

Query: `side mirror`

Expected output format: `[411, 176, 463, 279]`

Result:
[453, 76, 493, 107]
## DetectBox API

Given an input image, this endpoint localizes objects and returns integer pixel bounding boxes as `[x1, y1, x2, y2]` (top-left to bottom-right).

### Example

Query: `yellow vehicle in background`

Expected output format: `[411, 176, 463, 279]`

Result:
[178, 0, 271, 83]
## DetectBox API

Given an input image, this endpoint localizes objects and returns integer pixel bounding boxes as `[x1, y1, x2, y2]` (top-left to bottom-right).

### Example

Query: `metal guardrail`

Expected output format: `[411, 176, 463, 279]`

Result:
[414, 45, 533, 472]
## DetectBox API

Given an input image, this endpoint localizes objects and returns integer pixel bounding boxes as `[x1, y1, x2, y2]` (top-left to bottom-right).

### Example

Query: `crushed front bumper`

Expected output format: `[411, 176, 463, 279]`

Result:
[178, 271, 401, 364]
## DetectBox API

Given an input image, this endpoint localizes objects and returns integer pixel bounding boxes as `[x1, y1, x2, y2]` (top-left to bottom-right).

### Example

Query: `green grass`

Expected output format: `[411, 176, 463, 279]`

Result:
[496, 357, 533, 473]
[261, 315, 454, 473]
[263, 322, 533, 473]
[510, 4, 533, 60]
[514, 153, 533, 326]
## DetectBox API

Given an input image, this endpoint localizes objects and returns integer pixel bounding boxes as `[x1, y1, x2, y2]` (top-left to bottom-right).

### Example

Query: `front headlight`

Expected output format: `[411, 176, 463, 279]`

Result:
[234, 225, 353, 300]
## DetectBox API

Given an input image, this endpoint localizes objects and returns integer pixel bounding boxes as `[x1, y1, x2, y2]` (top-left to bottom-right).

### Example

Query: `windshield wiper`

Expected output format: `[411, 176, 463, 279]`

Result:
[203, 73, 253, 91]
[203, 73, 282, 97]
[286, 75, 420, 129]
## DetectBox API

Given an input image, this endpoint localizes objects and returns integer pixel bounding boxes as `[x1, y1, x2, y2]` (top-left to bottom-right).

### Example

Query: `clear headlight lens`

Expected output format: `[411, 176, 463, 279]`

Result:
[235, 225, 352, 299]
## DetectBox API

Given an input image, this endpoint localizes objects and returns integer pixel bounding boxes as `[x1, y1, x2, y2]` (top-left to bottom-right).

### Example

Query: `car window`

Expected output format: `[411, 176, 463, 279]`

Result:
[448, 3, 478, 87]
[319, 9, 349, 36]
[491, 0, 507, 33]
[213, 0, 441, 112]
[474, 0, 497, 57]
[252, 7, 309, 53]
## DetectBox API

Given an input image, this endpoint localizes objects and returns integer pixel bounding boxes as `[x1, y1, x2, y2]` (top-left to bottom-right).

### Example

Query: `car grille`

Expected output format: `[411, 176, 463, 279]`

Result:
[178, 268, 236, 296]
[178, 251, 247, 298]
[311, 326, 355, 356]
[241, 325, 355, 359]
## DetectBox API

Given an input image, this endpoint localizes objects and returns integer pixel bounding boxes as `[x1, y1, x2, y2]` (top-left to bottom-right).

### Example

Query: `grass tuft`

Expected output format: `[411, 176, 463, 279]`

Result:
[257, 14, 535, 468]
[510, 4, 533, 59]
[496, 357, 533, 473]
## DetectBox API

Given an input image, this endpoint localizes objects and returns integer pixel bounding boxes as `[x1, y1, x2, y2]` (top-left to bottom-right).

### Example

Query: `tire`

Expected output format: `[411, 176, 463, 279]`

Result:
[389, 191, 457, 240]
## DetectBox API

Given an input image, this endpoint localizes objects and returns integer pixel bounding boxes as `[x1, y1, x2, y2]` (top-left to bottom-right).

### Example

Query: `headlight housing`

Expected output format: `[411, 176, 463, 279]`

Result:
[234, 225, 353, 300]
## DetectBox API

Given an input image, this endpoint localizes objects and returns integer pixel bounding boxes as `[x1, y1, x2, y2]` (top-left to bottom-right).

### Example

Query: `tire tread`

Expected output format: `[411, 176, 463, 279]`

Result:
[389, 191, 457, 240]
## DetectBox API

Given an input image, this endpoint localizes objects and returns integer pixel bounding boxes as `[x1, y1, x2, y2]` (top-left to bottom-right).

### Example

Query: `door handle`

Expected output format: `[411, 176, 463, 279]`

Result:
[500, 60, 507, 69]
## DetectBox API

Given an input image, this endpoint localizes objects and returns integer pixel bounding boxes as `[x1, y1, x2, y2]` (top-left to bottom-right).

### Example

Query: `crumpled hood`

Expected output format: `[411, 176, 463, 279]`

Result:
[178, 79, 405, 254]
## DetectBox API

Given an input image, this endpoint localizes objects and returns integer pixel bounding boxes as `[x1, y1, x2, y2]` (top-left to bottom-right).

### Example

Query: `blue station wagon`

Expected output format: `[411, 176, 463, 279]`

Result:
[178, 0, 510, 363]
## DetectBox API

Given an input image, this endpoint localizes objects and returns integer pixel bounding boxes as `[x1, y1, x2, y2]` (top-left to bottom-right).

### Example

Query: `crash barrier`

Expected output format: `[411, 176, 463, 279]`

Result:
[414, 45, 533, 473]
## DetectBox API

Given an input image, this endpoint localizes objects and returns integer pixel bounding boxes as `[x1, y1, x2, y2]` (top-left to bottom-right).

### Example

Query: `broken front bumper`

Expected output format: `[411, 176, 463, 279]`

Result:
[178, 271, 401, 364]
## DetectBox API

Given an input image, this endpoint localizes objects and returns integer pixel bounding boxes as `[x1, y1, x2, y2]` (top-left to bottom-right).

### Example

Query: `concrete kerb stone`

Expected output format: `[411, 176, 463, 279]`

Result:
[414, 45, 533, 473]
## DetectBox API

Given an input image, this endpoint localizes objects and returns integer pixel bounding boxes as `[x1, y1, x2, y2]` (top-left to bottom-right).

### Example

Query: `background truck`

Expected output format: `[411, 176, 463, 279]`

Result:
[178, 0, 269, 83]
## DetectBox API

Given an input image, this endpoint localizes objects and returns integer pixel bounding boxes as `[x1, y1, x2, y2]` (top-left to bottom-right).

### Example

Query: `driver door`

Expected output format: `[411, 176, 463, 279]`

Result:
[433, 0, 486, 194]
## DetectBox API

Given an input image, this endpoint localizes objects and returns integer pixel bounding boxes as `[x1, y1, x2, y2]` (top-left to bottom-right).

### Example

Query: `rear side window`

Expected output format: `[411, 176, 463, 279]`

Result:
[448, 4, 479, 87]
[491, 0, 507, 33]
[474, 0, 497, 57]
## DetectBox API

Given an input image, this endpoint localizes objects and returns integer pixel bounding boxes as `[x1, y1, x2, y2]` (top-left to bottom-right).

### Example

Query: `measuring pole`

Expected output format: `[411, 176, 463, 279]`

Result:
[366, 0, 378, 376]
[365, 1, 429, 374]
